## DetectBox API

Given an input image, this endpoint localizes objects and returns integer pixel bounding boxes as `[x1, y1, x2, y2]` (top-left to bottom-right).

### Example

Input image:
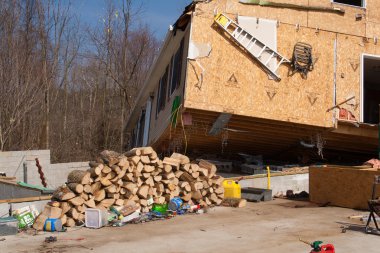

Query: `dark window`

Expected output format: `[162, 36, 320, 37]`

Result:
[136, 109, 145, 146]
[168, 38, 185, 97]
[333, 0, 364, 7]
[156, 66, 169, 117]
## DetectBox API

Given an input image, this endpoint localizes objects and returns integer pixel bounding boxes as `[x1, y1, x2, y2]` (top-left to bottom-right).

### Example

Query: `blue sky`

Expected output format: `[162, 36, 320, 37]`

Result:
[70, 0, 192, 40]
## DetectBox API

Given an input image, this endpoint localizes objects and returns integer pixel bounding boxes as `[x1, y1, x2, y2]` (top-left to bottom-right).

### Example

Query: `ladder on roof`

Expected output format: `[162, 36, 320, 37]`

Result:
[214, 13, 290, 81]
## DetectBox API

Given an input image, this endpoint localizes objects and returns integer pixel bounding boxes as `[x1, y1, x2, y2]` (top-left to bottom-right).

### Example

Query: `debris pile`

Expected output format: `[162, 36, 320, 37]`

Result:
[34, 147, 225, 229]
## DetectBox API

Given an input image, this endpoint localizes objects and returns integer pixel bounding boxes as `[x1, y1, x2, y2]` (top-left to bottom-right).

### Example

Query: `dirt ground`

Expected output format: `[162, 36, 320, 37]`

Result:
[2, 199, 380, 253]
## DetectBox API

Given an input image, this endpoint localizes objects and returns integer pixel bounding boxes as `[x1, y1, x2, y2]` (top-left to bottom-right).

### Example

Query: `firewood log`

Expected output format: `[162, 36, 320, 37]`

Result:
[130, 156, 140, 165]
[191, 190, 202, 200]
[190, 164, 199, 172]
[100, 150, 121, 166]
[143, 165, 155, 173]
[85, 198, 96, 208]
[102, 166, 112, 174]
[105, 184, 117, 193]
[115, 199, 124, 206]
[124, 148, 141, 157]
[67, 170, 91, 185]
[80, 192, 89, 201]
[198, 160, 217, 178]
[140, 146, 154, 155]
[145, 177, 155, 187]
[164, 164, 172, 173]
[94, 189, 106, 202]
[88, 165, 102, 177]
[83, 184, 92, 194]
[118, 157, 129, 167]
[69, 196, 85, 206]
[67, 208, 79, 220]
[149, 151, 158, 160]
[60, 202, 71, 214]
[100, 198, 115, 208]
[67, 183, 84, 194]
[66, 217, 76, 227]
[137, 184, 149, 199]
[52, 185, 76, 201]
[60, 214, 67, 226]
[136, 162, 144, 172]
[100, 177, 112, 186]
[174, 170, 184, 178]
[163, 157, 180, 169]
[170, 153, 190, 164]
[153, 175, 162, 182]
[140, 155, 151, 164]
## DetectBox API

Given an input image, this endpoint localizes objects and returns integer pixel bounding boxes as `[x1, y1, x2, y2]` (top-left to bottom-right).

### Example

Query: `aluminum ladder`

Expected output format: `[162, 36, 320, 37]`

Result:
[214, 13, 290, 81]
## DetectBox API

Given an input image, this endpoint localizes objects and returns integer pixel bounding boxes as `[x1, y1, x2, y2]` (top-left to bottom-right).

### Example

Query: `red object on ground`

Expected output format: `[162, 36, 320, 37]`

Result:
[311, 244, 335, 253]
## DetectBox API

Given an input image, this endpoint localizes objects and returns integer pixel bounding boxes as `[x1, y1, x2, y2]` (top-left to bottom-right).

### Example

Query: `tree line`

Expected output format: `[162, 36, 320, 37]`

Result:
[0, 0, 159, 162]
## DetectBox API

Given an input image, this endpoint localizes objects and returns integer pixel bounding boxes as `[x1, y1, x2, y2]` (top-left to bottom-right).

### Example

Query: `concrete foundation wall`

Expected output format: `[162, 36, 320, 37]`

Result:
[0, 150, 89, 189]
[239, 173, 309, 196]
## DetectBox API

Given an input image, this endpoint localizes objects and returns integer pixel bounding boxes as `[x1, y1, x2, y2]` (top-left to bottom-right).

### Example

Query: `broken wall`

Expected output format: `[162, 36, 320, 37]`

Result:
[184, 0, 380, 127]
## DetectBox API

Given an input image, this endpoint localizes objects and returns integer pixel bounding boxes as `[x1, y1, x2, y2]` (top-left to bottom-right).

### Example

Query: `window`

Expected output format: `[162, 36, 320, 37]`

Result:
[156, 65, 169, 117]
[168, 38, 185, 97]
[332, 0, 365, 7]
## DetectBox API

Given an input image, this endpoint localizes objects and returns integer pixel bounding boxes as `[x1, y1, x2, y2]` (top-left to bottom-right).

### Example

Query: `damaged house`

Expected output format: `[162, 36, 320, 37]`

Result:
[125, 0, 380, 161]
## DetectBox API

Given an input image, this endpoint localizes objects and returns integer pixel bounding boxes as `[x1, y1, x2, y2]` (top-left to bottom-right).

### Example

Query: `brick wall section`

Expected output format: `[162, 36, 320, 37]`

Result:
[0, 150, 89, 189]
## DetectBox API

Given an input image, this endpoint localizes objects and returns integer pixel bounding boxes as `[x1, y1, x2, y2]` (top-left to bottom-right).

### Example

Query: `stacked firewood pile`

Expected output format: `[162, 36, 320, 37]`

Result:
[35, 147, 224, 228]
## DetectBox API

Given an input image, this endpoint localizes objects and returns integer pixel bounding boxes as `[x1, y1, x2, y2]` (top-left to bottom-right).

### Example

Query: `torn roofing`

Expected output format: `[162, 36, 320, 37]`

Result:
[125, 2, 194, 132]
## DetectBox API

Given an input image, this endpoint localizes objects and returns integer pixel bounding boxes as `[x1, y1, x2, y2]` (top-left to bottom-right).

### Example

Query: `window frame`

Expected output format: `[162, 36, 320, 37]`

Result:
[331, 0, 366, 8]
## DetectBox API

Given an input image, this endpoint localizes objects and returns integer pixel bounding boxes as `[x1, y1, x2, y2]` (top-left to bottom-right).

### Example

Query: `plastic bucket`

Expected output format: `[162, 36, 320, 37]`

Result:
[168, 197, 183, 211]
[44, 218, 62, 232]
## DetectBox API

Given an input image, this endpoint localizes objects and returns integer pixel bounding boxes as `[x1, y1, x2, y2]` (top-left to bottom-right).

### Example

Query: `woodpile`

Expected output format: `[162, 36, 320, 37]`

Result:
[35, 147, 224, 229]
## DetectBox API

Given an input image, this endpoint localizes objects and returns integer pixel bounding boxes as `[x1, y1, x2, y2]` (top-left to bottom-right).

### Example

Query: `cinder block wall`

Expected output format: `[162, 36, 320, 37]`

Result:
[0, 150, 89, 189]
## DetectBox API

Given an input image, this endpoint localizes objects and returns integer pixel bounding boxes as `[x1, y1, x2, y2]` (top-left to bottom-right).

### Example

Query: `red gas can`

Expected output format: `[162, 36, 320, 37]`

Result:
[311, 244, 335, 253]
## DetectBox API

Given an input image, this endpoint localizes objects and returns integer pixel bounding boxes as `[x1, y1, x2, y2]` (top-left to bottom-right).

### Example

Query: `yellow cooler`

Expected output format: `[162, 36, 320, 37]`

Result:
[223, 180, 241, 198]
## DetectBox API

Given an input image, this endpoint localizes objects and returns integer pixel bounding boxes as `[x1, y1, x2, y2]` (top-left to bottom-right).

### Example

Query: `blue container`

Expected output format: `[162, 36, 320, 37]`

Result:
[44, 218, 63, 232]
[168, 197, 183, 211]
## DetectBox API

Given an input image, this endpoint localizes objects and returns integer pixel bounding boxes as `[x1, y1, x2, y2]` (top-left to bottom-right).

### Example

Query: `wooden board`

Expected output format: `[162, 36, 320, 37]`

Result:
[309, 166, 380, 210]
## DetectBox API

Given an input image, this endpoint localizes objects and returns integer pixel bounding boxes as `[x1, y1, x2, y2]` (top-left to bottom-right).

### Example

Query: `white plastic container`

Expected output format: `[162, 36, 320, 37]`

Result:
[85, 208, 108, 228]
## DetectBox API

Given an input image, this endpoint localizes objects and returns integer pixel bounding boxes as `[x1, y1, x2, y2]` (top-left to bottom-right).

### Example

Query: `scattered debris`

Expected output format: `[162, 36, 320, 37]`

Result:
[45, 236, 57, 243]
[221, 198, 247, 208]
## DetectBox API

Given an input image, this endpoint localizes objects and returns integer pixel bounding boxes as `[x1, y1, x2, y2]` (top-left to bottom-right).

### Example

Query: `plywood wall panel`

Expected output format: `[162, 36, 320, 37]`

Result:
[366, 21, 380, 38]
[335, 34, 380, 120]
[310, 166, 380, 210]
[185, 14, 335, 128]
[307, 6, 366, 37]
[367, 0, 380, 23]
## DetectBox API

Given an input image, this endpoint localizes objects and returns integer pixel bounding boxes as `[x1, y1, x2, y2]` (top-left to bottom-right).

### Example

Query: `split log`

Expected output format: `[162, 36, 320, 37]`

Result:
[149, 151, 158, 160]
[102, 166, 112, 174]
[88, 165, 102, 177]
[69, 196, 85, 206]
[100, 150, 121, 166]
[94, 189, 106, 202]
[140, 155, 151, 164]
[100, 177, 112, 187]
[143, 165, 155, 173]
[164, 164, 172, 173]
[67, 170, 91, 185]
[91, 182, 102, 193]
[52, 186, 76, 201]
[170, 153, 190, 164]
[130, 156, 140, 165]
[117, 157, 129, 167]
[191, 190, 202, 200]
[66, 218, 76, 227]
[198, 160, 217, 178]
[60, 214, 67, 226]
[85, 198, 96, 208]
[163, 157, 180, 169]
[80, 192, 89, 201]
[60, 202, 71, 214]
[153, 175, 162, 182]
[115, 199, 124, 206]
[42, 205, 62, 219]
[137, 184, 149, 199]
[67, 208, 79, 220]
[83, 184, 92, 194]
[140, 146, 154, 155]
[124, 148, 141, 157]
[100, 198, 115, 208]
[67, 183, 84, 194]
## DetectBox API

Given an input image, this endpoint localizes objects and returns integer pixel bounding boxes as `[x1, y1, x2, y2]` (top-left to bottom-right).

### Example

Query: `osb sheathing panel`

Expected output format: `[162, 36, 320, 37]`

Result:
[310, 166, 380, 210]
[367, 0, 380, 23]
[307, 1, 366, 37]
[335, 34, 380, 120]
[200, 0, 367, 36]
[366, 21, 380, 38]
[211, 0, 309, 26]
[185, 14, 335, 127]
